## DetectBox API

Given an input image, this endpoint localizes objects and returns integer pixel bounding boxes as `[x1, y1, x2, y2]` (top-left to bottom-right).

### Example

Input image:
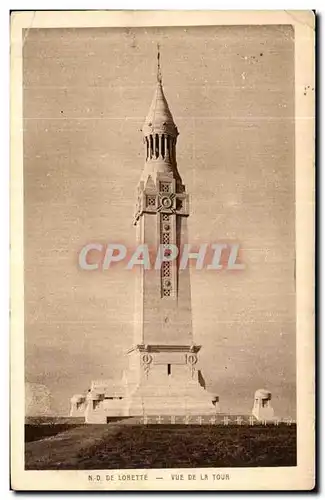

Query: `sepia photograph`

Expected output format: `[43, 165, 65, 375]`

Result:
[10, 10, 315, 491]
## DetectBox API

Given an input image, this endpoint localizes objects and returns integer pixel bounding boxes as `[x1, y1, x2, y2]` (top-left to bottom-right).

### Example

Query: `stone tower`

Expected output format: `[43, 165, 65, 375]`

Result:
[70, 50, 218, 422]
[123, 49, 218, 416]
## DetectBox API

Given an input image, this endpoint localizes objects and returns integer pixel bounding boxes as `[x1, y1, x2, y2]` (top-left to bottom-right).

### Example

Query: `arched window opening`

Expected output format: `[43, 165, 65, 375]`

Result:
[172, 138, 176, 162]
[145, 137, 149, 160]
[150, 135, 153, 159]
[161, 134, 165, 159]
[155, 134, 159, 159]
[166, 136, 170, 160]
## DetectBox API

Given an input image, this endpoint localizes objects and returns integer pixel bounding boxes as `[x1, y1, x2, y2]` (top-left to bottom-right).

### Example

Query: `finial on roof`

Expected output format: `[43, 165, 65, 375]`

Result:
[157, 43, 162, 84]
[142, 45, 178, 138]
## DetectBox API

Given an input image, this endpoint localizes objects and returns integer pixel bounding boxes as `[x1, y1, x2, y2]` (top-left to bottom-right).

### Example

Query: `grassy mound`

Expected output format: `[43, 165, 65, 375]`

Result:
[25, 423, 296, 470]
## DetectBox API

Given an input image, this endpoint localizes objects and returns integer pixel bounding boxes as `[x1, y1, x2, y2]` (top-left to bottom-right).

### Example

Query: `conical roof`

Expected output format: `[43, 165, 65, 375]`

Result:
[142, 80, 178, 138]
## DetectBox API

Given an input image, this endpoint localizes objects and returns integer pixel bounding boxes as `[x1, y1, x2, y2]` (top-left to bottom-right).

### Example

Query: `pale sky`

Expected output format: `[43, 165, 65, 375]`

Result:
[24, 25, 296, 416]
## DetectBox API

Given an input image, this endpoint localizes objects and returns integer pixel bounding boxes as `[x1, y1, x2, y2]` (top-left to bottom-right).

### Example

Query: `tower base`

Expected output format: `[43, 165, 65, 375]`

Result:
[76, 344, 220, 423]
[124, 385, 218, 416]
[123, 343, 219, 417]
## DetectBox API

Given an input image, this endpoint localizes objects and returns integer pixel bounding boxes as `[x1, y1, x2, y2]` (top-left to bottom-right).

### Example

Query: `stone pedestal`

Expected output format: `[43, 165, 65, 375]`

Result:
[123, 344, 217, 416]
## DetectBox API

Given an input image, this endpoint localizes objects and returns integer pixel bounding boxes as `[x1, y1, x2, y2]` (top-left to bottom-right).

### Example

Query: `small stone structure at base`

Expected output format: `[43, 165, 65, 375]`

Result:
[252, 388, 276, 422]
[70, 379, 127, 423]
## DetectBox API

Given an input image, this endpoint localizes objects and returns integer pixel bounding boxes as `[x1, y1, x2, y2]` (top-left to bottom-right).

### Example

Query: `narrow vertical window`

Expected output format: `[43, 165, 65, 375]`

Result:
[166, 136, 170, 160]
[150, 135, 153, 159]
[172, 138, 175, 162]
[155, 134, 159, 158]
[167, 363, 171, 376]
[145, 137, 149, 160]
[161, 134, 165, 158]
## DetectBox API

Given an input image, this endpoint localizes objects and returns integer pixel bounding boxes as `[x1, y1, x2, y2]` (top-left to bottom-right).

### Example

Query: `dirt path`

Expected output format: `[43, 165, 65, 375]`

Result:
[25, 424, 122, 470]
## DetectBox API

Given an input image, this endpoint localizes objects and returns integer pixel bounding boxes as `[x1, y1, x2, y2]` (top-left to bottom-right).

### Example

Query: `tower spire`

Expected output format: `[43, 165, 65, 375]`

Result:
[142, 45, 178, 139]
[157, 43, 162, 84]
[140, 48, 181, 186]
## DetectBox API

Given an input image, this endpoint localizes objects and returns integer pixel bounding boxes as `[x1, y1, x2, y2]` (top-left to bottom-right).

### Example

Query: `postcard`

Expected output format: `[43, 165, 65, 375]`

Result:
[10, 10, 315, 491]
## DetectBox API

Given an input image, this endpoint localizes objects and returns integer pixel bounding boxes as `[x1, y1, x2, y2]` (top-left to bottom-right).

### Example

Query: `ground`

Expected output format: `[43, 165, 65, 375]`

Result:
[25, 418, 296, 470]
